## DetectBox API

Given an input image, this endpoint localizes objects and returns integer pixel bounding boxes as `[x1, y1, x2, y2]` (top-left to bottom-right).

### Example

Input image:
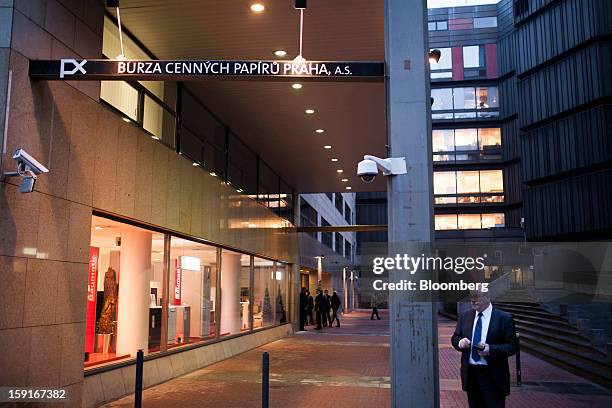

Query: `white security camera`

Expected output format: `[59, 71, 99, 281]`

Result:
[3, 148, 49, 193]
[357, 155, 407, 183]
[12, 149, 49, 175]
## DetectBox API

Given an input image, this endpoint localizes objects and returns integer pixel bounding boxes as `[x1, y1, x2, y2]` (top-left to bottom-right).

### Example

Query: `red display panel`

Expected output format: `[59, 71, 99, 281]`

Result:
[85, 247, 100, 354]
[173, 259, 182, 305]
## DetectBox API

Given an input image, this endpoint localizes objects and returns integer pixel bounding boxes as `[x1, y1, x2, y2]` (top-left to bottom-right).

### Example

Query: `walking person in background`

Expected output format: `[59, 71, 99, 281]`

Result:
[451, 290, 518, 407]
[299, 287, 308, 331]
[305, 290, 314, 326]
[324, 290, 333, 327]
[314, 289, 325, 330]
[370, 292, 381, 320]
[331, 291, 341, 327]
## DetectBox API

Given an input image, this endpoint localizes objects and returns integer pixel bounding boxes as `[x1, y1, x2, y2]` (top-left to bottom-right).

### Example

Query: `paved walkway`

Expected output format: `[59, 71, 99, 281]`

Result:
[104, 310, 612, 408]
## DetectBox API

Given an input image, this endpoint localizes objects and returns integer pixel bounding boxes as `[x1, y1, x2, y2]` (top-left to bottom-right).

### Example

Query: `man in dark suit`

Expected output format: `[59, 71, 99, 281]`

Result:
[451, 290, 518, 407]
[314, 289, 325, 330]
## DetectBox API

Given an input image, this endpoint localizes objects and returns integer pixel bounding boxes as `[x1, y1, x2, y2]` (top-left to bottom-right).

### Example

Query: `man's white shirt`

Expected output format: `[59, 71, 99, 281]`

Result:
[469, 303, 493, 365]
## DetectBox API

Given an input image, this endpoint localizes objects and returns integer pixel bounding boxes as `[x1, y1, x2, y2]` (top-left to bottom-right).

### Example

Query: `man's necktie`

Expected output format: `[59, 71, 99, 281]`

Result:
[471, 312, 484, 362]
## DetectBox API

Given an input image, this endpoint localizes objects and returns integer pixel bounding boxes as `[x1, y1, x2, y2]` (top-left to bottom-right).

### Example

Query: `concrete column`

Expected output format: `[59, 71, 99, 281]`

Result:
[221, 252, 241, 334]
[116, 228, 152, 357]
[385, 0, 439, 406]
[316, 256, 323, 287]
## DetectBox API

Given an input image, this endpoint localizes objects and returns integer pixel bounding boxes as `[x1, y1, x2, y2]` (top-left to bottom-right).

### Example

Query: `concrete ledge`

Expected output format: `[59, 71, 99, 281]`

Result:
[82, 324, 293, 407]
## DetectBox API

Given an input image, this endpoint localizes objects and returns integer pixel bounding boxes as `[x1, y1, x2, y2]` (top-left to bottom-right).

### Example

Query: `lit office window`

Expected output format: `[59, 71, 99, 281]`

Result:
[480, 170, 504, 193]
[434, 172, 457, 195]
[432, 89, 454, 111]
[454, 87, 477, 110]
[428, 22, 437, 31]
[435, 214, 458, 230]
[477, 87, 499, 109]
[454, 129, 478, 151]
[481, 213, 505, 228]
[458, 214, 482, 229]
[433, 130, 455, 152]
[456, 171, 480, 194]
[431, 87, 500, 120]
[463, 46, 483, 68]
[437, 21, 448, 30]
[474, 17, 497, 28]
[479, 128, 501, 150]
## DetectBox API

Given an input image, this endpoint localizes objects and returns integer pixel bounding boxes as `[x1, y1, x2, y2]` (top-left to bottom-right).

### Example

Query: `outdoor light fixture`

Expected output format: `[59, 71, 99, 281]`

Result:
[305, 109, 315, 114]
[292, 83, 303, 89]
[293, 0, 307, 61]
[331, 158, 339, 162]
[324, 145, 332, 149]
[274, 50, 287, 57]
[337, 169, 344, 173]
[192, 162, 200, 167]
[295, 0, 307, 9]
[341, 178, 348, 182]
[429, 49, 442, 64]
[250, 3, 265, 13]
[315, 129, 325, 133]
[346, 186, 352, 190]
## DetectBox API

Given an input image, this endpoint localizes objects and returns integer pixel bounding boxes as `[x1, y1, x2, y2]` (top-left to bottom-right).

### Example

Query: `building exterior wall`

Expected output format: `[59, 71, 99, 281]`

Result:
[0, 1, 298, 406]
[498, 0, 612, 239]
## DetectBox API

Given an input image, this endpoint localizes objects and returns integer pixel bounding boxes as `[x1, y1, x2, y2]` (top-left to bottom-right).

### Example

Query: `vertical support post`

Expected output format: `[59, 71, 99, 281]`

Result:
[134, 349, 144, 408]
[316, 256, 323, 288]
[385, 0, 439, 406]
[262, 352, 270, 408]
[249, 255, 255, 331]
[175, 82, 183, 154]
[516, 333, 522, 386]
[160, 233, 171, 351]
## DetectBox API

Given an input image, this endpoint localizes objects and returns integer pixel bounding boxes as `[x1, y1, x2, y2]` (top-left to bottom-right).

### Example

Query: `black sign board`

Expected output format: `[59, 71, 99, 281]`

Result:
[29, 59, 385, 82]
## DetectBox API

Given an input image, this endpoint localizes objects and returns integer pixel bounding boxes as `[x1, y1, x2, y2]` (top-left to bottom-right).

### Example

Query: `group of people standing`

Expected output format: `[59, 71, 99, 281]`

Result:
[299, 287, 341, 331]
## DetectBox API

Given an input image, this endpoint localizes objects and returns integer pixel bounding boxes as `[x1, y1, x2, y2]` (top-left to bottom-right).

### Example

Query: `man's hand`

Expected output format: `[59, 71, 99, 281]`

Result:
[477, 343, 490, 356]
[458, 338, 471, 349]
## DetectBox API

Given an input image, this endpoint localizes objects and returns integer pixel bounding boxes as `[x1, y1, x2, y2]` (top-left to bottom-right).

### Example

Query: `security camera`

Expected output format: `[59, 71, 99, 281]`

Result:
[357, 155, 407, 183]
[3, 148, 49, 193]
[12, 149, 49, 175]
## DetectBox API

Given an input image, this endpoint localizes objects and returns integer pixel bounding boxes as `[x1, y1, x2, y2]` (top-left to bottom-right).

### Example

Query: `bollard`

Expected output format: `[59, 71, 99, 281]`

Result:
[515, 333, 522, 386]
[262, 352, 269, 408]
[135, 349, 144, 408]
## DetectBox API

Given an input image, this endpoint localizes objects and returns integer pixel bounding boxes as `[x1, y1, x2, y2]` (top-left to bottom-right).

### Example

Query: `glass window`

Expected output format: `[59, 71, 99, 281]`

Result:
[454, 129, 478, 151]
[253, 257, 276, 330]
[435, 214, 458, 230]
[431, 72, 453, 79]
[228, 132, 258, 195]
[456, 171, 480, 194]
[431, 48, 452, 71]
[474, 17, 497, 28]
[258, 161, 279, 209]
[434, 154, 455, 162]
[168, 238, 218, 348]
[219, 250, 251, 336]
[432, 88, 453, 111]
[335, 232, 343, 254]
[345, 240, 352, 261]
[433, 130, 455, 152]
[321, 218, 333, 248]
[274, 263, 289, 325]
[458, 214, 482, 229]
[86, 217, 166, 368]
[481, 213, 505, 228]
[335, 193, 344, 213]
[437, 21, 448, 30]
[344, 202, 351, 224]
[480, 170, 504, 193]
[476, 87, 499, 109]
[428, 22, 437, 31]
[453, 87, 476, 110]
[463, 46, 483, 68]
[434, 172, 457, 195]
[279, 181, 294, 225]
[479, 128, 501, 150]
[100, 81, 139, 121]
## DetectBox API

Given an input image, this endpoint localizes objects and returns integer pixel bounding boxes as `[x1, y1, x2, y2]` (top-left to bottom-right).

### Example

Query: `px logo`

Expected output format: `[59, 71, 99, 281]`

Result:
[59, 59, 87, 79]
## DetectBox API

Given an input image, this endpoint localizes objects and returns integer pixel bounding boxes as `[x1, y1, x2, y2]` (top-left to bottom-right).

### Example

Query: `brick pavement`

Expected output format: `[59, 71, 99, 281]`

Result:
[103, 310, 611, 408]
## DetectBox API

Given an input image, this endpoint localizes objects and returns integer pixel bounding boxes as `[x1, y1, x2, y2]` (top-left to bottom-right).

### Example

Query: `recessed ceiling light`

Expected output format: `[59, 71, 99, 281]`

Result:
[151, 135, 160, 140]
[122, 117, 131, 123]
[341, 178, 348, 182]
[323, 145, 332, 149]
[305, 109, 315, 114]
[192, 162, 200, 166]
[331, 158, 339, 162]
[250, 3, 265, 13]
[94, 226, 104, 230]
[315, 129, 325, 133]
[210, 172, 217, 177]
[346, 186, 352, 190]
[292, 83, 302, 89]
[274, 50, 287, 57]
[337, 169, 344, 173]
